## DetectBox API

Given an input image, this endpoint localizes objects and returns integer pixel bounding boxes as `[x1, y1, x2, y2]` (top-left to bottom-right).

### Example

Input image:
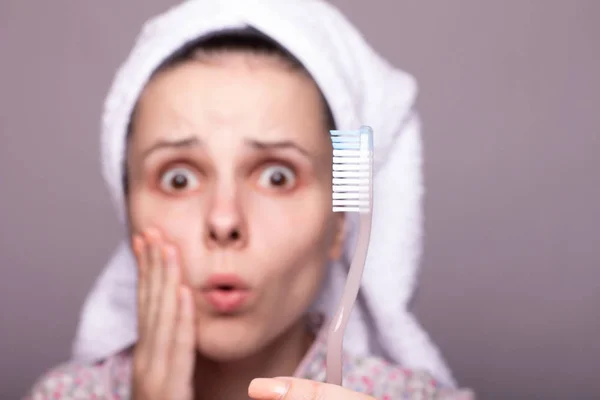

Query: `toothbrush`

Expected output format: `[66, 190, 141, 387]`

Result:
[325, 125, 374, 386]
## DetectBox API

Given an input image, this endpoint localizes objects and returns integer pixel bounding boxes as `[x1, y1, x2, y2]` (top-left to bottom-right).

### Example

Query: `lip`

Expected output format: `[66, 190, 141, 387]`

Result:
[201, 273, 251, 313]
[203, 273, 250, 291]
[203, 290, 250, 313]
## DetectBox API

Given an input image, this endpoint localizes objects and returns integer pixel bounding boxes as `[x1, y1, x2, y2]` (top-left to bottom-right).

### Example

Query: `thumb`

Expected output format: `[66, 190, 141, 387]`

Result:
[248, 377, 375, 400]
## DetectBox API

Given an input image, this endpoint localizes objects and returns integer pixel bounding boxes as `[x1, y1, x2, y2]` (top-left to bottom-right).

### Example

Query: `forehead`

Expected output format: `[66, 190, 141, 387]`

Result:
[130, 53, 330, 153]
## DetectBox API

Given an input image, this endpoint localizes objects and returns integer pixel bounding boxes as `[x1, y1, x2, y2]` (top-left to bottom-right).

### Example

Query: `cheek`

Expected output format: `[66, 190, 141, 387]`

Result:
[248, 192, 334, 280]
[128, 191, 204, 266]
[248, 197, 333, 326]
[129, 191, 200, 228]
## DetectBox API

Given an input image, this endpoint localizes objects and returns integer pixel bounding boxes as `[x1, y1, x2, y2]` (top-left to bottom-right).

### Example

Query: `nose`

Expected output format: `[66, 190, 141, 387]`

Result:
[205, 189, 246, 249]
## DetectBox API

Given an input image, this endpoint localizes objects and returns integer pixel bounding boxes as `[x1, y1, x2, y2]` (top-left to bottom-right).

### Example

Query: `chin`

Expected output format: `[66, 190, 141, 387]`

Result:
[194, 317, 267, 362]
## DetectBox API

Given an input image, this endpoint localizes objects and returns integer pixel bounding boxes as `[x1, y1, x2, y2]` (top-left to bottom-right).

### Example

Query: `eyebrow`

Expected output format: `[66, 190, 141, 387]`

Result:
[140, 136, 313, 161]
[142, 136, 201, 159]
[244, 138, 312, 158]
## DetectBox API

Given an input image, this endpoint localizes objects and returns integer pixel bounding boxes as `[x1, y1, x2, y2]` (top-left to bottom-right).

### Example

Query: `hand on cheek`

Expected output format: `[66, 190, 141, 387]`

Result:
[248, 377, 375, 400]
[131, 227, 196, 400]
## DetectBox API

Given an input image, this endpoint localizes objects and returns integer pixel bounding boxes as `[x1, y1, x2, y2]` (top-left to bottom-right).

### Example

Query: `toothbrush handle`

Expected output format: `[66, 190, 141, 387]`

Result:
[325, 212, 373, 386]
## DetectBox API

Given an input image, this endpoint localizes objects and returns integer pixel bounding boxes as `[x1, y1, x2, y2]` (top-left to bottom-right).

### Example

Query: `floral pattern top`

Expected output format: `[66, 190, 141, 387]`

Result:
[25, 316, 474, 399]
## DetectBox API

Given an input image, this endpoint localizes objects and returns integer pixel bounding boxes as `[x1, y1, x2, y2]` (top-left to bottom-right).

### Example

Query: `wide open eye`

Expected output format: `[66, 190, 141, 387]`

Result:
[257, 165, 296, 190]
[159, 167, 199, 193]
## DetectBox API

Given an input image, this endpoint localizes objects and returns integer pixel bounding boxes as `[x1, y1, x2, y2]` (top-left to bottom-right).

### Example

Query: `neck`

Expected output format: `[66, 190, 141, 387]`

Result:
[193, 319, 314, 400]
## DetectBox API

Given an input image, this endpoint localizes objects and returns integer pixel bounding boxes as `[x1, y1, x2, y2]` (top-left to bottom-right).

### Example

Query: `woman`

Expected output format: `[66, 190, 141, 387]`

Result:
[26, 1, 474, 399]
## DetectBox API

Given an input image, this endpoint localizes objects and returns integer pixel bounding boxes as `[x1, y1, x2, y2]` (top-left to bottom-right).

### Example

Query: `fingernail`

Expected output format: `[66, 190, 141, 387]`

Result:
[145, 227, 161, 241]
[249, 378, 289, 400]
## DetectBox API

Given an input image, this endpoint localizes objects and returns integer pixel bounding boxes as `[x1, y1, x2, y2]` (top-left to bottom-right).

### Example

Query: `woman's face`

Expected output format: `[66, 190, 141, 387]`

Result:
[126, 52, 344, 361]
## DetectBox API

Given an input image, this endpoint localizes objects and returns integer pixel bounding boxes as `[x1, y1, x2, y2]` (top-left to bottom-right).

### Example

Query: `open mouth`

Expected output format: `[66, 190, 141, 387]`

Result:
[202, 274, 251, 313]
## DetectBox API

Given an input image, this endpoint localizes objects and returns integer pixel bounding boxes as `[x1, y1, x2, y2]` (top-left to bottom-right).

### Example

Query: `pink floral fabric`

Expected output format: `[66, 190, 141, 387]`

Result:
[26, 320, 474, 399]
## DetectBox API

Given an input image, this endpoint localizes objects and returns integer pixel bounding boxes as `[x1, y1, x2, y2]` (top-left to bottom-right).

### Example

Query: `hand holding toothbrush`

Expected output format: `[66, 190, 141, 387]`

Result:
[249, 377, 376, 400]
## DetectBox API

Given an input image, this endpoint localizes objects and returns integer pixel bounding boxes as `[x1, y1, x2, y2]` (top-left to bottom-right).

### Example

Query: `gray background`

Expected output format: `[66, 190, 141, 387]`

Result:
[1, 1, 598, 399]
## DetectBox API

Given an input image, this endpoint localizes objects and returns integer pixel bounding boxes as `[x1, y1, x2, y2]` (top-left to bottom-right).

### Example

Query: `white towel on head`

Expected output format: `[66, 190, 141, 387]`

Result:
[73, 0, 456, 387]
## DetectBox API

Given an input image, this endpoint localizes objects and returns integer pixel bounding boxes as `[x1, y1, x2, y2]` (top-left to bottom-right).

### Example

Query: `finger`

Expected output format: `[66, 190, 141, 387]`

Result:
[132, 234, 154, 375]
[132, 235, 148, 337]
[151, 245, 180, 362]
[144, 228, 164, 340]
[168, 286, 196, 394]
[248, 377, 376, 400]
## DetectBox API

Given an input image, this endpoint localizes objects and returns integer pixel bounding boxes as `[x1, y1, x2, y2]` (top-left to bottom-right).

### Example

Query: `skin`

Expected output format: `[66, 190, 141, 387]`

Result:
[126, 51, 355, 400]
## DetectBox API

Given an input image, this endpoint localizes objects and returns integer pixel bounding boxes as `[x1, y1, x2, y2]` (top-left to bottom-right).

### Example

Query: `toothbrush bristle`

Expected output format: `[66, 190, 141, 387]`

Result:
[330, 127, 373, 213]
